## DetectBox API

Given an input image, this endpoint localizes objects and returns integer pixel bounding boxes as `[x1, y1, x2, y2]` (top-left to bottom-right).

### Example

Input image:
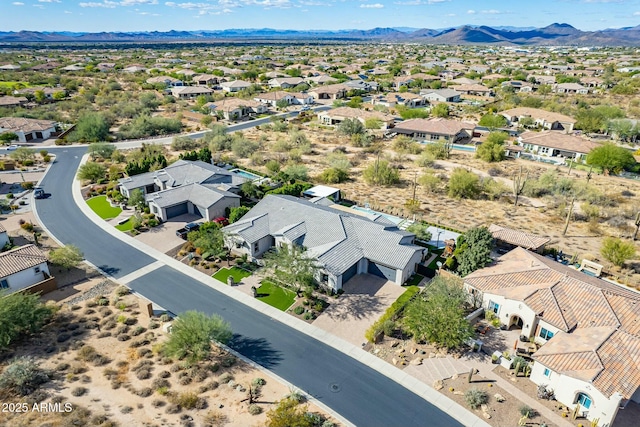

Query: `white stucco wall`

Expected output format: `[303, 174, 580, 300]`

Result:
[2, 262, 50, 292]
[531, 361, 621, 427]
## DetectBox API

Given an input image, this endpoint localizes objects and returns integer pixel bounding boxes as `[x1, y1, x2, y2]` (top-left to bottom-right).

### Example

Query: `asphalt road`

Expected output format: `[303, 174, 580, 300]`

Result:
[35, 146, 464, 427]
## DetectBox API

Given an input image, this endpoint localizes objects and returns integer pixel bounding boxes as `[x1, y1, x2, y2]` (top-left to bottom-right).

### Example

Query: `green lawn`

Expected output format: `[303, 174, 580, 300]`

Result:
[213, 266, 252, 284]
[115, 218, 133, 232]
[87, 195, 122, 220]
[256, 280, 296, 311]
[405, 274, 425, 287]
[0, 81, 30, 89]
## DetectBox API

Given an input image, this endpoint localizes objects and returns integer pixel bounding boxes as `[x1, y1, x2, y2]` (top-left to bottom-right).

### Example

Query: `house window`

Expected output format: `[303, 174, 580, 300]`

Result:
[543, 368, 551, 378]
[488, 300, 500, 315]
[321, 274, 329, 283]
[576, 393, 592, 409]
[0, 279, 8, 289]
[539, 327, 554, 340]
[34, 266, 41, 274]
[253, 242, 259, 253]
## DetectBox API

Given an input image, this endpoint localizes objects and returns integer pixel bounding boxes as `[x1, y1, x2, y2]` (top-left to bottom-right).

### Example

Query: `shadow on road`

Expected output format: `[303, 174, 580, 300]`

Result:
[97, 265, 121, 277]
[229, 334, 283, 369]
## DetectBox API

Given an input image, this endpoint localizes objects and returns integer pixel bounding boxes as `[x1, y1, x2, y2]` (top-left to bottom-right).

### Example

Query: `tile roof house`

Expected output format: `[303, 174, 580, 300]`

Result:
[488, 224, 550, 254]
[170, 86, 214, 99]
[308, 84, 349, 100]
[0, 117, 57, 143]
[464, 247, 640, 427]
[420, 88, 461, 103]
[317, 107, 395, 129]
[146, 76, 183, 87]
[394, 118, 475, 143]
[370, 92, 426, 109]
[267, 77, 304, 89]
[204, 98, 267, 120]
[220, 80, 252, 93]
[0, 244, 54, 294]
[0, 96, 28, 108]
[518, 131, 599, 162]
[500, 107, 576, 133]
[118, 160, 245, 222]
[223, 195, 425, 290]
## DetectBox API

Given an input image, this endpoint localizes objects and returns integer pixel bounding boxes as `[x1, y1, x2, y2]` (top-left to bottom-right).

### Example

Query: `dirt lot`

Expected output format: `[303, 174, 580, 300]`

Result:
[0, 285, 336, 427]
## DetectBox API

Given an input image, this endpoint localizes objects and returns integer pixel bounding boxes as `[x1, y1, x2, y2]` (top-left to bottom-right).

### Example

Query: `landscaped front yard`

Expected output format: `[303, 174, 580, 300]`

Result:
[115, 217, 133, 231]
[256, 280, 296, 311]
[213, 266, 252, 284]
[86, 195, 122, 220]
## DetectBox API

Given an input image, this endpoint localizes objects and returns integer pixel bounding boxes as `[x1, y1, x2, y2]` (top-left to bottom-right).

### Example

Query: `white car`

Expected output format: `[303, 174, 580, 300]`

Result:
[5, 144, 18, 151]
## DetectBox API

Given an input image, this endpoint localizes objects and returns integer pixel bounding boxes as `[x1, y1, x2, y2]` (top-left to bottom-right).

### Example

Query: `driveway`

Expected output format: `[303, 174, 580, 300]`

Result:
[312, 274, 406, 346]
[132, 213, 200, 254]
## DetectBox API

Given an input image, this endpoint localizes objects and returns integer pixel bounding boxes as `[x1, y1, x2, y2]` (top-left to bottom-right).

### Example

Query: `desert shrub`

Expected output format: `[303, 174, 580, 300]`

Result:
[294, 306, 305, 315]
[190, 366, 209, 382]
[249, 404, 262, 415]
[71, 386, 88, 396]
[115, 286, 130, 297]
[464, 388, 488, 409]
[286, 390, 306, 404]
[120, 406, 133, 414]
[57, 333, 71, 343]
[136, 387, 153, 398]
[165, 403, 181, 414]
[252, 377, 266, 387]
[170, 391, 199, 409]
[179, 376, 192, 386]
[202, 410, 227, 427]
[219, 373, 234, 384]
[520, 405, 536, 418]
[131, 326, 146, 336]
[158, 370, 171, 379]
[56, 363, 70, 372]
[304, 312, 314, 320]
[170, 364, 182, 373]
[117, 334, 131, 342]
[0, 357, 51, 396]
[151, 378, 170, 390]
[322, 421, 337, 427]
[221, 356, 236, 368]
[149, 321, 160, 329]
[152, 399, 165, 408]
[136, 369, 152, 380]
[137, 348, 152, 358]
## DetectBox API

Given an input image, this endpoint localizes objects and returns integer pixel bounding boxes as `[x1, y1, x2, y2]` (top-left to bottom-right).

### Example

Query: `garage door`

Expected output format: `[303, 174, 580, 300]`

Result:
[341, 263, 358, 284]
[368, 261, 397, 282]
[165, 203, 188, 219]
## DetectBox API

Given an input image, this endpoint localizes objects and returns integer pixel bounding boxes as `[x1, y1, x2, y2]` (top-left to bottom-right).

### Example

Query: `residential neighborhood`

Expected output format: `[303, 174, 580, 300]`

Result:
[2, 34, 640, 427]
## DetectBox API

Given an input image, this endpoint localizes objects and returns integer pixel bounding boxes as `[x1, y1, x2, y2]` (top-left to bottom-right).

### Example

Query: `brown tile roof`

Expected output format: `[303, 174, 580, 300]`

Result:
[0, 117, 56, 133]
[0, 96, 27, 107]
[489, 224, 550, 251]
[466, 247, 640, 399]
[0, 244, 47, 277]
[394, 118, 475, 137]
[320, 106, 395, 123]
[519, 131, 600, 154]
[501, 107, 576, 125]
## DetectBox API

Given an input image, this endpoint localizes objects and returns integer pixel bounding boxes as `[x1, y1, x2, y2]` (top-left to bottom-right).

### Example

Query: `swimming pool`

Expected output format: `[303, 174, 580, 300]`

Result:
[230, 168, 262, 181]
[351, 206, 404, 225]
[420, 141, 476, 152]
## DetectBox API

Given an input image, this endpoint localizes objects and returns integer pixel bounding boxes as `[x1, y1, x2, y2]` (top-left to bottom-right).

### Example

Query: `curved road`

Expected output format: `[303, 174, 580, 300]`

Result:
[35, 147, 465, 427]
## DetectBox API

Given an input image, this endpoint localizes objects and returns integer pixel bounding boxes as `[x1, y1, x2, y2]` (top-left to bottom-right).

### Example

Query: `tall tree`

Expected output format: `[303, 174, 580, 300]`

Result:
[586, 143, 636, 175]
[456, 227, 494, 276]
[601, 237, 636, 267]
[162, 310, 232, 364]
[403, 276, 474, 349]
[476, 132, 508, 163]
[261, 244, 319, 294]
[49, 245, 83, 270]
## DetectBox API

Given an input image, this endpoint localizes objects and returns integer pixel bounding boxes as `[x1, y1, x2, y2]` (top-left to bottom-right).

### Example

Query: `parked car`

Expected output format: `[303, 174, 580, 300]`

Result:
[212, 217, 229, 226]
[5, 144, 18, 151]
[175, 221, 202, 239]
[34, 188, 46, 199]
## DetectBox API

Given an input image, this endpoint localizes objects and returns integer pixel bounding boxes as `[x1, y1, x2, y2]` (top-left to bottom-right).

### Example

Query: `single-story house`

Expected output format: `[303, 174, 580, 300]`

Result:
[554, 83, 589, 94]
[146, 76, 183, 87]
[344, 79, 378, 92]
[393, 73, 440, 90]
[306, 75, 338, 85]
[268, 77, 304, 89]
[14, 87, 66, 100]
[488, 224, 550, 254]
[394, 118, 475, 143]
[0, 117, 57, 142]
[0, 96, 28, 108]
[317, 106, 395, 129]
[308, 84, 348, 100]
[122, 65, 147, 73]
[192, 74, 221, 86]
[518, 131, 599, 162]
[420, 88, 461, 103]
[254, 91, 295, 107]
[170, 86, 214, 100]
[205, 98, 267, 120]
[222, 195, 425, 291]
[0, 244, 54, 294]
[146, 183, 240, 222]
[220, 80, 252, 93]
[464, 247, 640, 427]
[451, 83, 494, 97]
[370, 92, 426, 109]
[118, 160, 248, 221]
[500, 107, 576, 133]
[501, 80, 534, 93]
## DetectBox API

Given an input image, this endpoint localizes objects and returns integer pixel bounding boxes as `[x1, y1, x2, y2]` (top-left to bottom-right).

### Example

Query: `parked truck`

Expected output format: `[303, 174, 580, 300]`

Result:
[175, 222, 202, 239]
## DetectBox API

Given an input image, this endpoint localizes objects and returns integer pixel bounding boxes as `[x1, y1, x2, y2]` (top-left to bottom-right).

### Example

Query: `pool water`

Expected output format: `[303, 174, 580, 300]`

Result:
[230, 168, 262, 180]
[351, 206, 404, 225]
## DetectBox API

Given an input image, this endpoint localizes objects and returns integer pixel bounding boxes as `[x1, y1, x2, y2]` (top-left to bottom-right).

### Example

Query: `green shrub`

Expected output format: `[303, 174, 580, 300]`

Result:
[170, 391, 199, 409]
[293, 306, 305, 315]
[0, 357, 51, 396]
[519, 405, 535, 418]
[464, 388, 488, 409]
[365, 286, 420, 342]
[248, 404, 262, 415]
[115, 286, 130, 297]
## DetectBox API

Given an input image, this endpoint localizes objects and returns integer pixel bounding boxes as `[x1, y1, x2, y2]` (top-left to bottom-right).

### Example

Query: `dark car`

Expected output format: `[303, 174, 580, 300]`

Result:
[176, 221, 202, 239]
[34, 188, 46, 199]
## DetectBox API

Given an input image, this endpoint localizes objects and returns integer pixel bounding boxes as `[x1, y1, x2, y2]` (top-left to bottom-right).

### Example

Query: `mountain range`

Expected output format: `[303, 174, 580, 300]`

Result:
[2, 23, 640, 46]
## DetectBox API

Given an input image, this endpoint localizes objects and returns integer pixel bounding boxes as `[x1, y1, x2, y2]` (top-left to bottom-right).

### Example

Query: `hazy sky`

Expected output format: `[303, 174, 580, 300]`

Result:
[4, 0, 640, 32]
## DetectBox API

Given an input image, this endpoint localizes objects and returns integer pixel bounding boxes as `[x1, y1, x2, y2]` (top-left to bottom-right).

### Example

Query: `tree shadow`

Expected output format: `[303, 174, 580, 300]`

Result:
[320, 294, 387, 321]
[96, 265, 120, 277]
[228, 334, 283, 369]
